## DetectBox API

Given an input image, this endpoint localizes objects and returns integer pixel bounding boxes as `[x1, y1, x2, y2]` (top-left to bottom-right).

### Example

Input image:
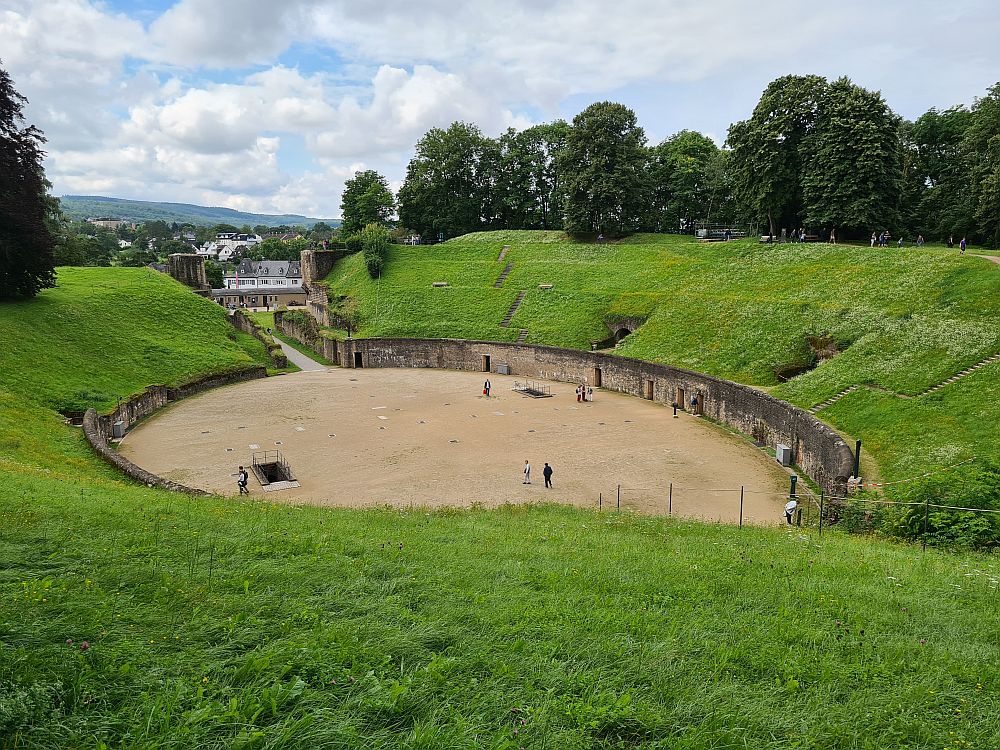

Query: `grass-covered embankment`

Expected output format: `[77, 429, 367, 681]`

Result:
[321, 232, 1000, 480]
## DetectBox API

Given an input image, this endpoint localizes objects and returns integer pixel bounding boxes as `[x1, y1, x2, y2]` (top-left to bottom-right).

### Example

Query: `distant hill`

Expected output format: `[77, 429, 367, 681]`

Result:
[58, 195, 340, 228]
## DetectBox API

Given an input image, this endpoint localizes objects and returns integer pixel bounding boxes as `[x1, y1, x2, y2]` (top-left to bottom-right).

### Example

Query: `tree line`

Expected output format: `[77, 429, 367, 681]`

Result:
[391, 75, 1000, 245]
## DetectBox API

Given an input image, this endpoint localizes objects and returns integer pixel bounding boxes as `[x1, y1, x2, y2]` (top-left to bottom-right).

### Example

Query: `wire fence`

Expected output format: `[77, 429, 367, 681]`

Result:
[592, 480, 1000, 552]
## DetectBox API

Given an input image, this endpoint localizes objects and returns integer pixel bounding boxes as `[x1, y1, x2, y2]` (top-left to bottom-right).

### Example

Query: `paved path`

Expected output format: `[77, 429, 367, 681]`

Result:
[278, 340, 327, 372]
[976, 254, 1000, 266]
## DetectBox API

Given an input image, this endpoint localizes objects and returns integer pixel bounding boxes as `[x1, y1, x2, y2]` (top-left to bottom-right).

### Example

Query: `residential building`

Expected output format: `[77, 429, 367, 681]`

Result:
[215, 232, 262, 262]
[214, 259, 305, 309]
[88, 217, 126, 230]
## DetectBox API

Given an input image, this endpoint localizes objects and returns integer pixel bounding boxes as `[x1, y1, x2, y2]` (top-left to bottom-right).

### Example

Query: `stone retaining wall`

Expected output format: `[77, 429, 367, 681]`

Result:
[230, 310, 288, 368]
[335, 338, 855, 495]
[82, 365, 267, 493]
[274, 310, 340, 364]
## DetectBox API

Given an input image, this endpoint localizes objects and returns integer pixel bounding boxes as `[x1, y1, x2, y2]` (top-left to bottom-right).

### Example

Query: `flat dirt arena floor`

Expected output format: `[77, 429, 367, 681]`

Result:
[120, 368, 791, 524]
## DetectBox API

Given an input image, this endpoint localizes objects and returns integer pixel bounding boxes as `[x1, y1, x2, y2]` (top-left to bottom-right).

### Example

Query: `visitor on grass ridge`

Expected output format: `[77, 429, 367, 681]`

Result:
[960, 237, 967, 254]
[784, 498, 798, 524]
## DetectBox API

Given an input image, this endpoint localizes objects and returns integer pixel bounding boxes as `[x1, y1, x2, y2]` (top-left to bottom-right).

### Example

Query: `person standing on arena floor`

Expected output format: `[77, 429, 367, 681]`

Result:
[484, 378, 491, 397]
[543, 463, 553, 488]
[237, 466, 249, 495]
[523, 460, 531, 484]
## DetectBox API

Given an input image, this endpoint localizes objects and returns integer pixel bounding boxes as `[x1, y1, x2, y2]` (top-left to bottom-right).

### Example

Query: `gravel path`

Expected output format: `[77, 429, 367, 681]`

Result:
[278, 340, 327, 371]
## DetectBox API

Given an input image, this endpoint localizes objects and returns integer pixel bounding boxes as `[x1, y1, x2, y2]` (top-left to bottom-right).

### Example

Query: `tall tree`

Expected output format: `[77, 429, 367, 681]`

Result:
[801, 77, 902, 232]
[899, 106, 973, 239]
[964, 82, 1000, 247]
[0, 63, 56, 297]
[559, 102, 649, 235]
[727, 75, 828, 236]
[397, 122, 493, 240]
[647, 130, 722, 232]
[495, 122, 571, 230]
[340, 170, 395, 235]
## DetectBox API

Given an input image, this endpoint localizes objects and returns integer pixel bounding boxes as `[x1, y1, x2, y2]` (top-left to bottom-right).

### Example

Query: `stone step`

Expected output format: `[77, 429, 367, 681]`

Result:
[498, 245, 510, 262]
[493, 262, 514, 288]
[500, 290, 527, 328]
[517, 329, 529, 343]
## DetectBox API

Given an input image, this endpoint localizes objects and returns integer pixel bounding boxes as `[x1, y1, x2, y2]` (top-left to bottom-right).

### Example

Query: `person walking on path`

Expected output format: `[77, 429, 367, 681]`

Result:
[483, 379, 491, 397]
[543, 463, 553, 488]
[960, 237, 967, 254]
[948, 235, 954, 248]
[870, 232, 877, 248]
[784, 498, 798, 524]
[829, 227, 836, 244]
[237, 466, 249, 495]
[523, 460, 531, 484]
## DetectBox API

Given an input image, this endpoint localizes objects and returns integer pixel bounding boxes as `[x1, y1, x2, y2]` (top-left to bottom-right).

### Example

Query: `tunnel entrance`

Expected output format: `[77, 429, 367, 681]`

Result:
[615, 328, 631, 342]
[251, 450, 299, 491]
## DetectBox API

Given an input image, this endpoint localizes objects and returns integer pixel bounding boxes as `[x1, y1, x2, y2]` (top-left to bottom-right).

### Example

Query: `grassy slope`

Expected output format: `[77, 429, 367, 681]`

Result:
[2, 266, 999, 747]
[0, 268, 271, 413]
[4, 476, 1000, 749]
[323, 233, 1000, 480]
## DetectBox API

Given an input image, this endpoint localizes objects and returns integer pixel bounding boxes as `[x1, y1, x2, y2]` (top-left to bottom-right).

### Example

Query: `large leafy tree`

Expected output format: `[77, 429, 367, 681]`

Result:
[340, 170, 395, 235]
[899, 106, 974, 239]
[964, 83, 1000, 247]
[397, 122, 493, 240]
[647, 130, 723, 231]
[495, 121, 571, 230]
[559, 102, 649, 235]
[727, 75, 827, 235]
[0, 63, 56, 298]
[801, 77, 902, 232]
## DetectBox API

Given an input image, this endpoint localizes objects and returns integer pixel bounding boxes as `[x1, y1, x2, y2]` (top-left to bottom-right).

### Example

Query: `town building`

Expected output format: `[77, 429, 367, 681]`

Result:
[212, 259, 306, 309]
[214, 232, 262, 262]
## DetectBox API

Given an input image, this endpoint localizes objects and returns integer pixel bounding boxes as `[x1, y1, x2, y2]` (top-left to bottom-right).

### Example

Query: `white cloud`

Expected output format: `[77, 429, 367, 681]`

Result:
[4, 0, 1000, 216]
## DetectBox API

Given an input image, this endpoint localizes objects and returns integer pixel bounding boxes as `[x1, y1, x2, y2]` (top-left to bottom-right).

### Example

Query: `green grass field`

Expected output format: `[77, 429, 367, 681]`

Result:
[322, 233, 1000, 480]
[2, 264, 999, 748]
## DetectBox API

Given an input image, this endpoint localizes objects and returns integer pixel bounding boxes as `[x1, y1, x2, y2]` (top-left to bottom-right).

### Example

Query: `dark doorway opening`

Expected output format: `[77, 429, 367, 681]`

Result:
[644, 379, 654, 400]
[353, 351, 363, 368]
[676, 387, 685, 409]
[482, 354, 491, 372]
[593, 367, 602, 387]
[615, 328, 631, 342]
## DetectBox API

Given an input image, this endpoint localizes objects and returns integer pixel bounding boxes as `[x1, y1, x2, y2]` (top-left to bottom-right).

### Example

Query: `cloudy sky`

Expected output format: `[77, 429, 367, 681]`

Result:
[2, 0, 997, 219]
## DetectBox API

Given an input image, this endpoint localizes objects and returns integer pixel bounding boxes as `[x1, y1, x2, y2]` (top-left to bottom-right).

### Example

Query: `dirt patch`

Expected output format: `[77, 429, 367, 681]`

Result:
[120, 368, 790, 524]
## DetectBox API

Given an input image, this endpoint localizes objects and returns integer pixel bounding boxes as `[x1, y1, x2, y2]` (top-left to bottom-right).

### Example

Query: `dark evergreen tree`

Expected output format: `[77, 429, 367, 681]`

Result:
[0, 63, 56, 298]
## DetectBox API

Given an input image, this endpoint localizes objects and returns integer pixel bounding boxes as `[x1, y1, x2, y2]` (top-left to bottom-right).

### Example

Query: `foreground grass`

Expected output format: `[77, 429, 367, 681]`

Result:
[4, 477, 1000, 749]
[322, 233, 1000, 481]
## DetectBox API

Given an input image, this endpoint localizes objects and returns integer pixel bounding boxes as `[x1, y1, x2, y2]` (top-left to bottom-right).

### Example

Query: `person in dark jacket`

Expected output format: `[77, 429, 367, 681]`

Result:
[237, 466, 249, 495]
[543, 463, 553, 488]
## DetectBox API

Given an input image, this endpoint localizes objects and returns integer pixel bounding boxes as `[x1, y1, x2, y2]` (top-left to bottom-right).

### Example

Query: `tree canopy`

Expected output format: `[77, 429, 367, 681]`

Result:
[559, 102, 649, 235]
[340, 170, 395, 235]
[0, 63, 56, 297]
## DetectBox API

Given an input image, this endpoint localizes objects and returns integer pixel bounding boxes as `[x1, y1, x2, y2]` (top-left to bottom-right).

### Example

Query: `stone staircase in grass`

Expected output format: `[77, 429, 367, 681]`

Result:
[501, 290, 527, 328]
[517, 329, 529, 343]
[809, 385, 861, 414]
[493, 262, 514, 288]
[497, 245, 510, 262]
[918, 351, 1000, 396]
[810, 351, 1000, 413]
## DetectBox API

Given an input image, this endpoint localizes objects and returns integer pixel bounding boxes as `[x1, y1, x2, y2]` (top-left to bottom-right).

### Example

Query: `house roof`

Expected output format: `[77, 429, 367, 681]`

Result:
[226, 260, 302, 278]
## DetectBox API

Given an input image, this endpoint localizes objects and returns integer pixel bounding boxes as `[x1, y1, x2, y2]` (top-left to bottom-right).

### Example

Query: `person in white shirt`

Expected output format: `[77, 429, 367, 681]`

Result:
[523, 460, 531, 484]
[784, 499, 798, 524]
